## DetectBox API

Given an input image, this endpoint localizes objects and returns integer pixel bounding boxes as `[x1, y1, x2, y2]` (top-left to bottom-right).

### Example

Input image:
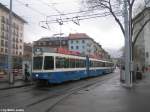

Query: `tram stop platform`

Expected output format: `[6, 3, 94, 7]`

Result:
[0, 80, 33, 90]
[51, 69, 150, 112]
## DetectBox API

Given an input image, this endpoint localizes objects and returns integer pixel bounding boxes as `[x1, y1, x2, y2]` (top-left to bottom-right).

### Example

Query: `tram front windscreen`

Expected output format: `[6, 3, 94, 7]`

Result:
[33, 56, 43, 70]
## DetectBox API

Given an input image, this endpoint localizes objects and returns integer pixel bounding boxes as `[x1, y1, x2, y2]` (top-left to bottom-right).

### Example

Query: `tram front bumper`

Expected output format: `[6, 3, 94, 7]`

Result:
[32, 73, 50, 80]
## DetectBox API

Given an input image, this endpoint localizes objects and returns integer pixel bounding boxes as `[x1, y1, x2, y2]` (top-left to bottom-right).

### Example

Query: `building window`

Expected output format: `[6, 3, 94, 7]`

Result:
[20, 39, 22, 43]
[49, 42, 52, 45]
[16, 38, 19, 43]
[16, 51, 18, 55]
[1, 16, 5, 23]
[1, 32, 4, 38]
[6, 33, 8, 40]
[13, 38, 15, 42]
[1, 24, 5, 31]
[82, 46, 85, 49]
[1, 48, 4, 52]
[76, 40, 79, 43]
[6, 25, 9, 32]
[5, 49, 8, 53]
[20, 33, 23, 37]
[56, 41, 59, 45]
[16, 45, 18, 49]
[5, 41, 8, 47]
[76, 46, 79, 49]
[82, 40, 85, 43]
[1, 40, 4, 47]
[6, 18, 9, 24]
[71, 46, 74, 49]
[146, 52, 149, 58]
[71, 40, 73, 44]
[19, 52, 22, 55]
[62, 40, 66, 45]
[13, 44, 15, 49]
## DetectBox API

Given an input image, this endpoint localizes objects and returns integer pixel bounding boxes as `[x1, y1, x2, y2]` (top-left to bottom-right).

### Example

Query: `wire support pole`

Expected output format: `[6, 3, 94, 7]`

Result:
[124, 0, 132, 87]
[8, 0, 14, 84]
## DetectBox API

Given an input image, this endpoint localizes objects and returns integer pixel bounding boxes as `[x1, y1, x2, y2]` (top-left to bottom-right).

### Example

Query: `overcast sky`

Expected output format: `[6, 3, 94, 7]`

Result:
[0, 0, 129, 57]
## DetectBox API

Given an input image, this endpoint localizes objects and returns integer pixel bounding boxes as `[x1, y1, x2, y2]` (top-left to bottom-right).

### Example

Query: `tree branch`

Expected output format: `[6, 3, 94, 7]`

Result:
[108, 0, 125, 35]
[133, 18, 150, 45]
[131, 0, 135, 6]
[132, 13, 144, 37]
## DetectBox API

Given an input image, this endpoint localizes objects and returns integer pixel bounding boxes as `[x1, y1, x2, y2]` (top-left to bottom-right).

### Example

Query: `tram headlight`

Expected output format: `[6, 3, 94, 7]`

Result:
[35, 74, 39, 77]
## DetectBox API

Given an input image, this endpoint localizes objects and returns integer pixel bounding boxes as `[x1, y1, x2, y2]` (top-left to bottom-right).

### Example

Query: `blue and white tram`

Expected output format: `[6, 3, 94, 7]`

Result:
[32, 52, 114, 83]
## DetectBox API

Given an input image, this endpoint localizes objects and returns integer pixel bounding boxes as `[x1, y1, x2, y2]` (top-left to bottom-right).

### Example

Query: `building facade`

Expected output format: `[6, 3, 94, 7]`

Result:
[68, 33, 96, 55]
[133, 7, 150, 68]
[33, 37, 68, 53]
[0, 3, 26, 76]
[68, 33, 110, 60]
[23, 43, 32, 61]
[33, 33, 111, 60]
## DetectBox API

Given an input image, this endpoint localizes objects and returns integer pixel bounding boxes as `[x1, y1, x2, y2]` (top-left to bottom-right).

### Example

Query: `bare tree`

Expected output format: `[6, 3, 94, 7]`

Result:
[82, 0, 150, 41]
[83, 0, 150, 86]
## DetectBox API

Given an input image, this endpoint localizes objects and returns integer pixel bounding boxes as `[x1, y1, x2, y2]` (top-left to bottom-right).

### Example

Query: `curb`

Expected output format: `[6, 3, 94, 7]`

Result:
[0, 82, 34, 90]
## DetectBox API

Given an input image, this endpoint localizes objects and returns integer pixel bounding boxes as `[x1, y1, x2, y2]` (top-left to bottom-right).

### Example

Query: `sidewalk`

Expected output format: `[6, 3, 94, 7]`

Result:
[0, 79, 33, 90]
[51, 70, 150, 112]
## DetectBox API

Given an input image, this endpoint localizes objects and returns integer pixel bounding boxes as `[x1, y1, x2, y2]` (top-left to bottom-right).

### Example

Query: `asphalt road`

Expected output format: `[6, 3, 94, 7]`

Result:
[0, 70, 117, 112]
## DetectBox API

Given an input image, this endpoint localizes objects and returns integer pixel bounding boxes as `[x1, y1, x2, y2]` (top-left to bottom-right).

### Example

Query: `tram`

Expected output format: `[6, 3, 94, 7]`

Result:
[32, 51, 114, 84]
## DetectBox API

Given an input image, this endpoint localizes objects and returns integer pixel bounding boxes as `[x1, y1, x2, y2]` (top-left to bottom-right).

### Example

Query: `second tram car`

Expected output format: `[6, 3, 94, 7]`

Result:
[32, 52, 114, 83]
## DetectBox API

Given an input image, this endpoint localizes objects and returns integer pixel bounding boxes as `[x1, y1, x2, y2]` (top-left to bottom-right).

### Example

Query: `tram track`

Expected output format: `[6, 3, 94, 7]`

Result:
[23, 73, 115, 112]
[0, 71, 117, 112]
[0, 86, 35, 99]
[45, 74, 114, 112]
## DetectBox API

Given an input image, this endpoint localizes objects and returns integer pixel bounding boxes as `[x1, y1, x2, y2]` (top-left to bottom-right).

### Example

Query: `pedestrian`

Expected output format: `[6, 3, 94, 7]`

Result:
[24, 64, 30, 81]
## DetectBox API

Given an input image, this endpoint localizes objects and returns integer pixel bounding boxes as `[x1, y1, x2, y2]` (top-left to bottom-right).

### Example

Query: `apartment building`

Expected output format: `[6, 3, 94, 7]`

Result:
[0, 3, 26, 75]
[34, 33, 111, 60]
[33, 36, 68, 53]
[68, 33, 110, 59]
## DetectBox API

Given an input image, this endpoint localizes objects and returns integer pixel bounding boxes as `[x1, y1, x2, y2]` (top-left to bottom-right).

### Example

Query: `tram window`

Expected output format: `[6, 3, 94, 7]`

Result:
[105, 63, 109, 67]
[44, 56, 54, 70]
[99, 62, 103, 67]
[33, 56, 43, 70]
[64, 58, 69, 68]
[69, 58, 76, 68]
[79, 59, 85, 67]
[103, 62, 106, 67]
[90, 61, 93, 67]
[76, 59, 80, 68]
[56, 57, 64, 68]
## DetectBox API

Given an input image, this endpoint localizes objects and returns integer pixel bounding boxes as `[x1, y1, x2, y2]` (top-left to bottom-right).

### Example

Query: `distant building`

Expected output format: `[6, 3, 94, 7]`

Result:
[68, 33, 103, 56]
[0, 3, 26, 75]
[33, 37, 68, 53]
[23, 43, 32, 61]
[33, 33, 111, 60]
[133, 7, 150, 67]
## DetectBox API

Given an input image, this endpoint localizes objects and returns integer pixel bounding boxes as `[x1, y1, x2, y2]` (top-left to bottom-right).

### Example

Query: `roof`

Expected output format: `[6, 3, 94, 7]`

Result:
[0, 3, 27, 23]
[68, 33, 92, 40]
[36, 36, 68, 42]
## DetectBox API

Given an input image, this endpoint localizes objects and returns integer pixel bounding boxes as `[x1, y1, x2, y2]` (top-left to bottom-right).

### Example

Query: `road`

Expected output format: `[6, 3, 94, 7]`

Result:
[0, 69, 118, 112]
